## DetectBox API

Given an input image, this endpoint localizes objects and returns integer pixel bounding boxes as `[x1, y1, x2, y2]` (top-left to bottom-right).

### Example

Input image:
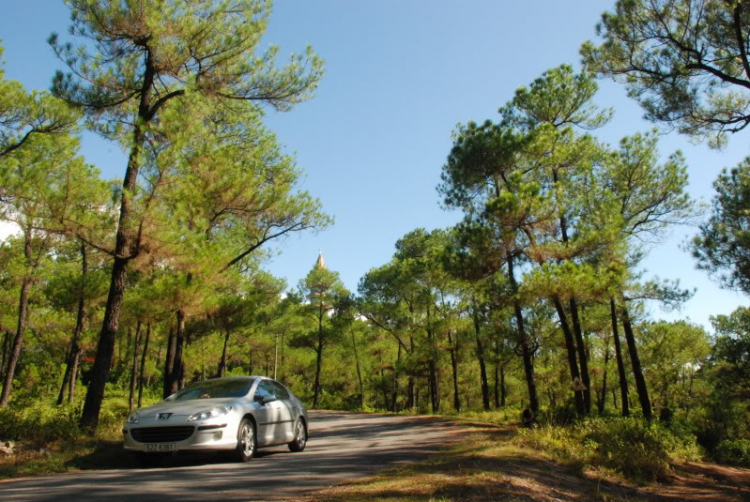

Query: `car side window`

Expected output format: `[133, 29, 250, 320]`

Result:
[254, 380, 274, 402]
[270, 381, 289, 400]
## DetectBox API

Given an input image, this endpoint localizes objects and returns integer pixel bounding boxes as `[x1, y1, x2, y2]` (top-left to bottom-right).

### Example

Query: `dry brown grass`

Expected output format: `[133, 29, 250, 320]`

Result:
[291, 424, 750, 502]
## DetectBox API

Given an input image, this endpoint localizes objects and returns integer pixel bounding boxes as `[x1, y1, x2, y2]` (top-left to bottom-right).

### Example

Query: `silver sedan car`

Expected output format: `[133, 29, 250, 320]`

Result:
[123, 376, 308, 464]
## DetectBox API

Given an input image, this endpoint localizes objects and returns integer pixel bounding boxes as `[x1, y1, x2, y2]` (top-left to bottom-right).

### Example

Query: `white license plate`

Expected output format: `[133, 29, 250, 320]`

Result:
[145, 443, 176, 452]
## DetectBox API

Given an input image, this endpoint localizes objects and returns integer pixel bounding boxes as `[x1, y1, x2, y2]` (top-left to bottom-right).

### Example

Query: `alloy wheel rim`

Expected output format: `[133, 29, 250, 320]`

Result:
[241, 424, 254, 456]
[296, 422, 306, 447]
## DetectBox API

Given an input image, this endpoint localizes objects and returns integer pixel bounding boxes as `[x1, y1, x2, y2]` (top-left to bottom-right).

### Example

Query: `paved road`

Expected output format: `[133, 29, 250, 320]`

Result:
[0, 411, 461, 501]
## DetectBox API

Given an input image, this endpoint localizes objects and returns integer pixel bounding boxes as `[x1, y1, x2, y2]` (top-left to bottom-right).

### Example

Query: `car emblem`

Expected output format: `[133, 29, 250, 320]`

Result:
[157, 413, 172, 420]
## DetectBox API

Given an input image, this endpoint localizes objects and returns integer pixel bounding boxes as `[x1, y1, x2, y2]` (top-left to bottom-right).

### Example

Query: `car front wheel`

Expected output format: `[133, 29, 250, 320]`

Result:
[234, 418, 256, 462]
[288, 418, 307, 452]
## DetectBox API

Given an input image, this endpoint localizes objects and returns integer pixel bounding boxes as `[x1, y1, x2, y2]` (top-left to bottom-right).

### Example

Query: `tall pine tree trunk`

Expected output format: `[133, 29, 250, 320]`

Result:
[79, 150, 141, 429]
[552, 296, 586, 417]
[312, 303, 324, 408]
[137, 322, 151, 408]
[500, 365, 507, 407]
[598, 333, 611, 414]
[163, 326, 176, 399]
[1, 331, 11, 380]
[178, 327, 188, 390]
[425, 305, 440, 413]
[128, 320, 142, 412]
[391, 345, 400, 412]
[621, 305, 652, 421]
[569, 298, 591, 414]
[58, 242, 88, 406]
[407, 337, 416, 409]
[350, 327, 365, 409]
[163, 311, 185, 398]
[447, 330, 461, 412]
[79, 50, 156, 431]
[609, 298, 629, 416]
[507, 251, 539, 414]
[217, 329, 231, 378]
[173, 310, 186, 392]
[1, 228, 34, 407]
[0, 277, 31, 407]
[494, 362, 500, 408]
[472, 308, 490, 411]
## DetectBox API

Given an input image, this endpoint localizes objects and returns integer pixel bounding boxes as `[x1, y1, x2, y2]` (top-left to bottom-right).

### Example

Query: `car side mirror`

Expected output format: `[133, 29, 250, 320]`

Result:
[261, 395, 277, 405]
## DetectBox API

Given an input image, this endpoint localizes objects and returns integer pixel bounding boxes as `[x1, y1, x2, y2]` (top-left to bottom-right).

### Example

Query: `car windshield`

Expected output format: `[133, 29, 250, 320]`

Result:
[169, 378, 255, 401]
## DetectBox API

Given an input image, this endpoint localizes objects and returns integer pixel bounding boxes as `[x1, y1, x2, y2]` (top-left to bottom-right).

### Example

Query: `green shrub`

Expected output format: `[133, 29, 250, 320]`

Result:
[0, 403, 80, 443]
[449, 408, 520, 426]
[518, 417, 702, 482]
[715, 439, 750, 467]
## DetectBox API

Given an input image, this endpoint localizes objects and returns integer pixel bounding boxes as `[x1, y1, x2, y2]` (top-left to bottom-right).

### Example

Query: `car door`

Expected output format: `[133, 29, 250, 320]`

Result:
[252, 380, 279, 446]
[269, 380, 295, 443]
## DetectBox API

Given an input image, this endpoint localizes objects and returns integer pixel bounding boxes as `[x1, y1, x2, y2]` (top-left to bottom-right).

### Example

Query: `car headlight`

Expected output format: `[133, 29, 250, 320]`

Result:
[187, 405, 233, 422]
[127, 412, 140, 424]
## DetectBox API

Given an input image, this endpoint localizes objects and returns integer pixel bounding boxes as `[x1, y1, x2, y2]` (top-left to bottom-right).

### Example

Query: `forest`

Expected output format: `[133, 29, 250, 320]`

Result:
[1, 0, 749, 481]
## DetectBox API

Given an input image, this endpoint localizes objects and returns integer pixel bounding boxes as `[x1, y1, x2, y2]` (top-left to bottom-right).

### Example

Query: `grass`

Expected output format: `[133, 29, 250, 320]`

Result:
[293, 425, 649, 502]
[0, 391, 153, 479]
[1, 408, 745, 502]
[0, 436, 136, 479]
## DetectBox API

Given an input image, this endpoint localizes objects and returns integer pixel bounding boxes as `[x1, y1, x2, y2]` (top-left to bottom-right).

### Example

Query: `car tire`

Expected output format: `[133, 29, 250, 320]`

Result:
[234, 418, 256, 462]
[288, 418, 307, 452]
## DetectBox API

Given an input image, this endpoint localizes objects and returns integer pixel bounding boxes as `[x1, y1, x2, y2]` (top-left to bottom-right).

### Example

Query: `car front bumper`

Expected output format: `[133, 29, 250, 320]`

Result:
[123, 418, 239, 452]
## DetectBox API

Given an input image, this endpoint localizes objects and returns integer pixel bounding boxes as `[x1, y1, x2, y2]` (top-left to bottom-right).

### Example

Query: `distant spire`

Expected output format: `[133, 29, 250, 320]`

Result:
[315, 249, 326, 269]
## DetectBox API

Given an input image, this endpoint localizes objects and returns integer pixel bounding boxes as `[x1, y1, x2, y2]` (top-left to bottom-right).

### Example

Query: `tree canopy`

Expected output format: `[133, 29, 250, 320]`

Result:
[582, 0, 750, 148]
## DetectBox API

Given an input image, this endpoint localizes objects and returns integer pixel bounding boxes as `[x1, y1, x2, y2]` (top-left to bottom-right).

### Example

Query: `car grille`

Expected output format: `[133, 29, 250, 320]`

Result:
[130, 426, 195, 443]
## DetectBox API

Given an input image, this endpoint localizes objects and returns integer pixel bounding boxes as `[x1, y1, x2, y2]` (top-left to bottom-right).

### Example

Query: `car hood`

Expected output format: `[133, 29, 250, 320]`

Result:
[137, 397, 240, 417]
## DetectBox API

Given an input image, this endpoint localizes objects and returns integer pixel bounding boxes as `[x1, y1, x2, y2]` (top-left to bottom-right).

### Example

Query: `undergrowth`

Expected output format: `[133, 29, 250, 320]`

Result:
[0, 392, 149, 479]
[715, 439, 750, 467]
[517, 416, 703, 482]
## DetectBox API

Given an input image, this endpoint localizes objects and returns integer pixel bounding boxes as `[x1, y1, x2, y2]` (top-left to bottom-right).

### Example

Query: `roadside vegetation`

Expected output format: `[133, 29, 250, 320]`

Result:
[1, 0, 750, 497]
[297, 417, 749, 502]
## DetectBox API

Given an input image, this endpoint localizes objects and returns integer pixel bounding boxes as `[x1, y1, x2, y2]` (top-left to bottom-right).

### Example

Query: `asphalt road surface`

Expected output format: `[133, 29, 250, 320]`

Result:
[0, 411, 462, 501]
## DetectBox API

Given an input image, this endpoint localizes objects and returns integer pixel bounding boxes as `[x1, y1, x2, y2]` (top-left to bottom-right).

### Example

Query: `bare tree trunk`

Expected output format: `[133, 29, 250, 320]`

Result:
[425, 304, 440, 414]
[163, 326, 176, 399]
[552, 296, 585, 417]
[472, 308, 490, 411]
[609, 298, 629, 416]
[79, 48, 158, 432]
[447, 330, 460, 412]
[500, 365, 507, 407]
[1, 331, 11, 380]
[0, 277, 31, 407]
[172, 310, 186, 393]
[137, 322, 151, 408]
[128, 320, 142, 412]
[379, 366, 389, 410]
[612, 386, 618, 409]
[621, 305, 652, 421]
[163, 311, 186, 397]
[178, 326, 188, 390]
[312, 303, 324, 408]
[507, 251, 539, 414]
[58, 243, 88, 405]
[598, 334, 611, 415]
[217, 329, 231, 378]
[1, 228, 34, 408]
[350, 327, 365, 409]
[569, 298, 591, 414]
[79, 192, 137, 431]
[494, 362, 500, 408]
[391, 344, 401, 412]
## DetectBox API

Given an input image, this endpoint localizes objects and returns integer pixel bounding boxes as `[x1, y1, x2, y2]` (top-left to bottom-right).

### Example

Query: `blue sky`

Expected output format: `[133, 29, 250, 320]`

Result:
[1, 0, 747, 329]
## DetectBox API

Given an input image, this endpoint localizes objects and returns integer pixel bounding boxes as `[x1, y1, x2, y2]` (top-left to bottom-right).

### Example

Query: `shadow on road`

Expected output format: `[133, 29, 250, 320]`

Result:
[1, 411, 463, 502]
